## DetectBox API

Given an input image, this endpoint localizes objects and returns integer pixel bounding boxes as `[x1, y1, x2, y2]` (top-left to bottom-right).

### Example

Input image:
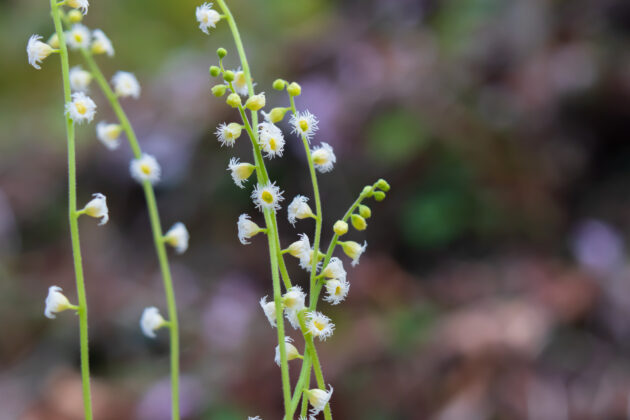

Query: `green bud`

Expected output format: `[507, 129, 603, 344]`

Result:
[358, 204, 372, 219]
[351, 214, 367, 231]
[333, 220, 348, 236]
[375, 178, 391, 192]
[373, 191, 386, 202]
[217, 48, 227, 58]
[209, 66, 221, 77]
[223, 70, 235, 83]
[362, 186, 374, 197]
[273, 79, 287, 90]
[287, 82, 301, 96]
[68, 9, 83, 23]
[226, 93, 241, 108]
[268, 107, 289, 123]
[211, 84, 227, 97]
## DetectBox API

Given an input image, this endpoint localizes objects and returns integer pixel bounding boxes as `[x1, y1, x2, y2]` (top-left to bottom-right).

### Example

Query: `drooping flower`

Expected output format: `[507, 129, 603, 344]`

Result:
[164, 222, 189, 254]
[251, 182, 284, 212]
[287, 195, 315, 226]
[320, 257, 346, 280]
[311, 142, 336, 173]
[305, 385, 333, 416]
[305, 311, 335, 341]
[290, 110, 319, 142]
[140, 307, 167, 338]
[215, 122, 242, 147]
[79, 193, 108, 225]
[258, 122, 285, 158]
[96, 121, 122, 150]
[324, 278, 350, 305]
[259, 296, 279, 328]
[130, 153, 161, 184]
[237, 214, 263, 245]
[227, 157, 255, 188]
[196, 2, 220, 34]
[274, 337, 301, 366]
[67, 0, 89, 15]
[66, 24, 91, 50]
[44, 286, 75, 319]
[65, 92, 97, 124]
[282, 286, 306, 329]
[69, 65, 93, 92]
[112, 71, 141, 99]
[340, 240, 367, 266]
[91, 29, 114, 56]
[27, 35, 54, 70]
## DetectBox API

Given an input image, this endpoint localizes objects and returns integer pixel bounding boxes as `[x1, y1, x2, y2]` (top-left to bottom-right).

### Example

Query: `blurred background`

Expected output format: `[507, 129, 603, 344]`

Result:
[2, 0, 630, 418]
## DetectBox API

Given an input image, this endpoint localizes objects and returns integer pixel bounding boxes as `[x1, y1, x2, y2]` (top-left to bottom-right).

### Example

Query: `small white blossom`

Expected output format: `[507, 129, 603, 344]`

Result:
[196, 2, 220, 34]
[112, 71, 140, 99]
[228, 157, 255, 188]
[324, 278, 350, 305]
[66, 24, 91, 50]
[215, 122, 242, 147]
[67, 0, 89, 14]
[65, 92, 97, 124]
[45, 286, 75, 319]
[260, 296, 278, 328]
[140, 307, 166, 338]
[79, 193, 108, 225]
[258, 122, 285, 158]
[311, 142, 336, 173]
[164, 222, 189, 254]
[321, 257, 346, 280]
[283, 286, 306, 329]
[274, 337, 301, 366]
[306, 311, 335, 341]
[341, 240, 367, 266]
[27, 35, 54, 70]
[290, 110, 319, 142]
[69, 65, 93, 92]
[306, 385, 333, 416]
[237, 214, 262, 245]
[130, 153, 161, 184]
[287, 195, 314, 226]
[96, 121, 122, 150]
[91, 29, 114, 56]
[251, 182, 284, 212]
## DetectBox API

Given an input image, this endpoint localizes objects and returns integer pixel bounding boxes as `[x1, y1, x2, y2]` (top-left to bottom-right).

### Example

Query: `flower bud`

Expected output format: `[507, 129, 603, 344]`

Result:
[358, 204, 372, 219]
[223, 70, 235, 82]
[267, 107, 289, 123]
[351, 214, 367, 231]
[273, 79, 287, 90]
[209, 65, 221, 77]
[333, 220, 348, 236]
[376, 178, 391, 192]
[68, 9, 83, 23]
[287, 82, 301, 96]
[245, 93, 266, 111]
[212, 84, 227, 97]
[217, 47, 227, 58]
[373, 191, 386, 201]
[226, 93, 241, 108]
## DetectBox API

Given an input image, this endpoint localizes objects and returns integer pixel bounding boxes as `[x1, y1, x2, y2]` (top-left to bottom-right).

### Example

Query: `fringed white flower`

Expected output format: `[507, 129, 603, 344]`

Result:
[259, 296, 278, 328]
[321, 257, 346, 280]
[227, 157, 255, 188]
[237, 214, 263, 245]
[290, 110, 319, 142]
[44, 286, 76, 319]
[215, 122, 242, 147]
[282, 286, 306, 329]
[130, 153, 161, 184]
[306, 311, 335, 341]
[287, 195, 315, 226]
[96, 121, 122, 150]
[258, 122, 285, 158]
[27, 35, 54, 70]
[91, 29, 114, 57]
[324, 278, 350, 305]
[79, 193, 108, 225]
[65, 92, 97, 124]
[311, 142, 336, 173]
[196, 2, 220, 34]
[340, 240, 367, 266]
[66, 24, 91, 50]
[305, 385, 333, 416]
[69, 65, 93, 92]
[164, 222, 189, 254]
[112, 71, 141, 99]
[140, 307, 167, 338]
[275, 337, 301, 366]
[251, 182, 284, 212]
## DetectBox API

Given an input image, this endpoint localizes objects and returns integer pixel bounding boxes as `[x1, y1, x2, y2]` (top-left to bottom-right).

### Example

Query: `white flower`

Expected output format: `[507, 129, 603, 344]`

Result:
[65, 92, 97, 124]
[164, 222, 189, 254]
[196, 2, 220, 34]
[96, 121, 123, 150]
[233, 68, 249, 96]
[66, 24, 91, 50]
[67, 0, 89, 15]
[215, 122, 242, 147]
[45, 286, 75, 319]
[91, 29, 114, 56]
[305, 385, 333, 416]
[79, 193, 108, 225]
[237, 214, 262, 245]
[260, 296, 278, 328]
[305, 311, 334, 341]
[274, 337, 301, 366]
[321, 257, 346, 280]
[340, 240, 367, 266]
[27, 35, 54, 70]
[130, 153, 161, 184]
[287, 195, 314, 226]
[290, 110, 319, 142]
[258, 122, 285, 158]
[112, 71, 141, 99]
[251, 182, 284, 212]
[324, 278, 350, 305]
[287, 233, 310, 258]
[283, 286, 306, 329]
[311, 143, 336, 173]
[69, 65, 93, 92]
[140, 307, 167, 338]
[228, 157, 255, 188]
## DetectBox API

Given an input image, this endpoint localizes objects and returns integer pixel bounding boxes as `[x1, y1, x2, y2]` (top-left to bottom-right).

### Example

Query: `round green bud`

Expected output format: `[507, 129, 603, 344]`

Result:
[226, 93, 242, 108]
[373, 191, 386, 202]
[217, 48, 227, 58]
[273, 79, 287, 90]
[287, 82, 302, 96]
[209, 66, 221, 77]
[376, 178, 391, 192]
[333, 220, 348, 236]
[358, 204, 372, 219]
[68, 9, 83, 23]
[211, 84, 227, 97]
[351, 214, 367, 231]
[223, 70, 235, 83]
[362, 186, 374, 197]
[268, 107, 289, 123]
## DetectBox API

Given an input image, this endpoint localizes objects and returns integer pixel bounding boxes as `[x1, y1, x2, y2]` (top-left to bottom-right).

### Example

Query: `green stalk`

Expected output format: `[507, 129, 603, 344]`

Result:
[81, 50, 180, 420]
[50, 2, 93, 419]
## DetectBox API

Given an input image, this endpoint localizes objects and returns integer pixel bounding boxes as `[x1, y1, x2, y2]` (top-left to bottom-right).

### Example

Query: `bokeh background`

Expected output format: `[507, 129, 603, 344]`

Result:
[2, 0, 630, 418]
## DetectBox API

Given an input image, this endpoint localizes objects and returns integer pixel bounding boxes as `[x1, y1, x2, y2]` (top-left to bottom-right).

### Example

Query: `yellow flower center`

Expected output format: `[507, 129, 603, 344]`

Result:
[299, 120, 309, 132]
[140, 163, 152, 175]
[261, 190, 274, 204]
[75, 102, 87, 115]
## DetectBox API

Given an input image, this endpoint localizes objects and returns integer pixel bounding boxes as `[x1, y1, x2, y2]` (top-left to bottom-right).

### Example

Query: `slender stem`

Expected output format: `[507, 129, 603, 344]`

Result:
[50, 1, 93, 419]
[81, 50, 180, 420]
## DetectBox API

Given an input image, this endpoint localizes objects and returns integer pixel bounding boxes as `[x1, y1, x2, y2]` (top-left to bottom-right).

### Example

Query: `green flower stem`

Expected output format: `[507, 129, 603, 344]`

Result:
[50, 1, 93, 419]
[80, 49, 181, 420]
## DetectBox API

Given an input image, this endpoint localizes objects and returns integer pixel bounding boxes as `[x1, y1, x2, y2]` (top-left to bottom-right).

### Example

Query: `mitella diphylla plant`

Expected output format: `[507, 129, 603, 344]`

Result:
[27, 1, 189, 419]
[196, 2, 391, 419]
